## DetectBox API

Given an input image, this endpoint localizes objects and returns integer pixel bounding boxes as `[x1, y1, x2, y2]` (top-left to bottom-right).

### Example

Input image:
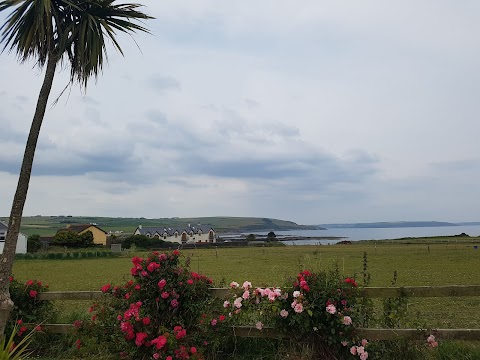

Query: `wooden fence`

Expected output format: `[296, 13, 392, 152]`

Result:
[33, 285, 480, 340]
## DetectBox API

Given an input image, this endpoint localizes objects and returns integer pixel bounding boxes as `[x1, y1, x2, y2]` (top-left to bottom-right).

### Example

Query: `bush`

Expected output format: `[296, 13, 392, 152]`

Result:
[7, 276, 56, 354]
[27, 234, 42, 253]
[122, 235, 167, 250]
[76, 251, 227, 359]
[223, 270, 366, 359]
[9, 277, 55, 326]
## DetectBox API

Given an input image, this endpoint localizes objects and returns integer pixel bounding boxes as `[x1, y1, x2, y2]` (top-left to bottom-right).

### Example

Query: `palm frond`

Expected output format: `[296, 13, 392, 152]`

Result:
[0, 0, 56, 65]
[62, 0, 153, 88]
[1, 0, 153, 87]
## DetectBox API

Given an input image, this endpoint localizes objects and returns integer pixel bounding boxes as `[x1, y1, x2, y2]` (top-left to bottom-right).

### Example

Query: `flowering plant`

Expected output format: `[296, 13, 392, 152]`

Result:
[77, 251, 227, 359]
[9, 277, 54, 326]
[6, 277, 54, 355]
[224, 270, 369, 359]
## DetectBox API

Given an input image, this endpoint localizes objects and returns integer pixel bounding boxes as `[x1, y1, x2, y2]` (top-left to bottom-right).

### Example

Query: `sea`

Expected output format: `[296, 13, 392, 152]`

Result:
[249, 225, 480, 245]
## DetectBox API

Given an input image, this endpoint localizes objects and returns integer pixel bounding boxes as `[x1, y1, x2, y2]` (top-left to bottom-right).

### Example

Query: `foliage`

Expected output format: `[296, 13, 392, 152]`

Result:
[76, 251, 228, 359]
[6, 277, 56, 356]
[26, 235, 41, 253]
[8, 278, 55, 328]
[246, 234, 256, 242]
[382, 270, 408, 328]
[121, 235, 167, 250]
[0, 323, 35, 360]
[267, 232, 276, 241]
[53, 230, 94, 248]
[224, 270, 369, 359]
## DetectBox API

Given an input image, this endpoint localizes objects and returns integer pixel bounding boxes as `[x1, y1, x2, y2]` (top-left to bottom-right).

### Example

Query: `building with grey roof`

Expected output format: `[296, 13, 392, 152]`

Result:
[0, 220, 27, 254]
[133, 224, 216, 244]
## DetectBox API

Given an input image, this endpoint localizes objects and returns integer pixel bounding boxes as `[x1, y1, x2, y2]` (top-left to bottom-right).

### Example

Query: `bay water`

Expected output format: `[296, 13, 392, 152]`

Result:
[251, 225, 480, 245]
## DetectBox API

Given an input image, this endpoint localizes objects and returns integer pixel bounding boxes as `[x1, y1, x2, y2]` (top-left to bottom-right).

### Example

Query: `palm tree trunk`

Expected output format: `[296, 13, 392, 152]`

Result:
[0, 54, 57, 336]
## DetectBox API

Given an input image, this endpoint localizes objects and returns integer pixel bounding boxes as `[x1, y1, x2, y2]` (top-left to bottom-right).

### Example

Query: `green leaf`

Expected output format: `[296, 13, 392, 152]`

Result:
[307, 310, 313, 317]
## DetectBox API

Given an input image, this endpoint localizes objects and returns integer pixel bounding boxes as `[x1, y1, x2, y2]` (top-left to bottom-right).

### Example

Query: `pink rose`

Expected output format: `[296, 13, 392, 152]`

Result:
[350, 346, 357, 355]
[294, 303, 303, 313]
[362, 339, 369, 346]
[242, 281, 252, 290]
[280, 309, 289, 318]
[342, 316, 352, 325]
[255, 321, 263, 330]
[326, 304, 336, 314]
[360, 352, 369, 360]
[234, 297, 243, 308]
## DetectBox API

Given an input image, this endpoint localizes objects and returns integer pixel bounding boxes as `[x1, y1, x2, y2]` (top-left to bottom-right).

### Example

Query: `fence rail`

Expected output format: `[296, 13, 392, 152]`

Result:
[32, 285, 480, 340]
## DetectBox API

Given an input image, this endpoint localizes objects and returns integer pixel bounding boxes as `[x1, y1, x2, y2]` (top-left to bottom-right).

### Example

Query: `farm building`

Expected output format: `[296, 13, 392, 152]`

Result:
[134, 224, 216, 244]
[0, 221, 27, 254]
[57, 224, 108, 245]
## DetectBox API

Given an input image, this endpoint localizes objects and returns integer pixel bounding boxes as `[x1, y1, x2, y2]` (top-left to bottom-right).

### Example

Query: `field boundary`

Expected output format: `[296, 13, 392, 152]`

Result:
[32, 285, 480, 340]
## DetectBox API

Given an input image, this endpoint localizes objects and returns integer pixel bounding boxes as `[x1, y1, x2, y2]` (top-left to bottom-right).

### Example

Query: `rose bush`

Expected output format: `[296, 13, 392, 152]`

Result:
[7, 277, 55, 354]
[77, 251, 228, 359]
[224, 269, 369, 359]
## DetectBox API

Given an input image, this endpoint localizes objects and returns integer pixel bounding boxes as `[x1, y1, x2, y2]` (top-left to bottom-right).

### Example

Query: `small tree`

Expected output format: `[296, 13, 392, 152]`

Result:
[26, 234, 41, 253]
[79, 231, 94, 248]
[267, 231, 276, 241]
[246, 234, 256, 242]
[54, 230, 79, 247]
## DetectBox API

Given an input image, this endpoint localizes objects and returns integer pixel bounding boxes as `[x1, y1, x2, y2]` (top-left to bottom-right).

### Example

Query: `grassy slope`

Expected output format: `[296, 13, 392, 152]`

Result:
[0, 216, 317, 237]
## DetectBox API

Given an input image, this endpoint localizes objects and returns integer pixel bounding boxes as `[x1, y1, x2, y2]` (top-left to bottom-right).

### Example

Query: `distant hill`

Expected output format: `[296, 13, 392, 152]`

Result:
[319, 221, 459, 229]
[0, 216, 321, 237]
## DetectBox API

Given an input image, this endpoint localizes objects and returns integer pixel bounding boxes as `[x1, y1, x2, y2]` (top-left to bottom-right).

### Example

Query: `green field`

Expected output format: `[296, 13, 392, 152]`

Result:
[12, 241, 480, 329]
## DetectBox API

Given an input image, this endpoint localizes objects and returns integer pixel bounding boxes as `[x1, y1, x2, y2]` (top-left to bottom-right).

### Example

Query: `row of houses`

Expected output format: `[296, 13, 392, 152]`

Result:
[134, 224, 217, 244]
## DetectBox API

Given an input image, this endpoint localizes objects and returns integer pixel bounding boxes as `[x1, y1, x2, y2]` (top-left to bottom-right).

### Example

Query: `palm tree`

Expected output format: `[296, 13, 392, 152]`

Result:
[0, 0, 152, 335]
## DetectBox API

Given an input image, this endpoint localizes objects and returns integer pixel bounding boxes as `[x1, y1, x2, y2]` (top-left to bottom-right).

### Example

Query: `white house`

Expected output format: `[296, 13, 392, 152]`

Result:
[0, 221, 27, 254]
[133, 224, 216, 244]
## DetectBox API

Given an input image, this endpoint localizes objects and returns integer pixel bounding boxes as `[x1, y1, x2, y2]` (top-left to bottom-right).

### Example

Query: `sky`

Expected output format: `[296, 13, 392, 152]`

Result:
[1, 1, 480, 225]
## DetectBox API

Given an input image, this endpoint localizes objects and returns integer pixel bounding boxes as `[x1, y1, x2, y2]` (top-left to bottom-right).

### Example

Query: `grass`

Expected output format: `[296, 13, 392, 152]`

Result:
[12, 241, 480, 328]
[13, 242, 480, 289]
[9, 241, 480, 359]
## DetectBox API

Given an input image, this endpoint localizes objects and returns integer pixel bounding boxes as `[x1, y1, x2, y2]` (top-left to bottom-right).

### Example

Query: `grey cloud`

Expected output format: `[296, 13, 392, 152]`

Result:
[429, 159, 480, 173]
[30, 149, 137, 176]
[81, 96, 100, 106]
[148, 74, 181, 93]
[127, 112, 210, 152]
[15, 96, 29, 103]
[146, 110, 168, 124]
[181, 150, 377, 186]
[0, 119, 27, 143]
[245, 99, 260, 109]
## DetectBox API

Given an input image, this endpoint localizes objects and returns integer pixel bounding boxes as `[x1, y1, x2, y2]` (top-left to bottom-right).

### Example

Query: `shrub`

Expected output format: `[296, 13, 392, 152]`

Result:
[7, 276, 56, 355]
[76, 251, 227, 359]
[27, 234, 41, 253]
[223, 270, 367, 359]
[8, 278, 55, 326]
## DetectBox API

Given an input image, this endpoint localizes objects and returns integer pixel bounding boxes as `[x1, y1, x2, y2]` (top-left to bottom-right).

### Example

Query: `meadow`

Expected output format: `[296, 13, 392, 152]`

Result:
[12, 241, 480, 329]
